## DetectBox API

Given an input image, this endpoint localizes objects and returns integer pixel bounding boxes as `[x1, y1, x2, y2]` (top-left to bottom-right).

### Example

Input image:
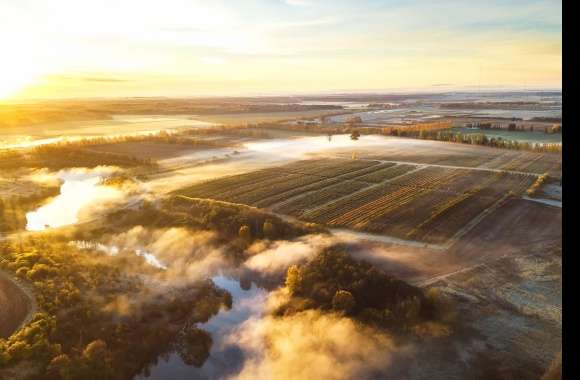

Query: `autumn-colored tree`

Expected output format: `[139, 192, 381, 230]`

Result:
[46, 354, 72, 380]
[263, 220, 275, 237]
[80, 340, 112, 380]
[238, 225, 251, 240]
[332, 290, 356, 313]
[285, 265, 302, 294]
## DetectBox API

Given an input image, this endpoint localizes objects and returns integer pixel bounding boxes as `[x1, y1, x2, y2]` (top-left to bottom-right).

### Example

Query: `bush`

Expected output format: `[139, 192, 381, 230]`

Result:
[238, 225, 251, 240]
[263, 220, 275, 238]
[332, 290, 355, 313]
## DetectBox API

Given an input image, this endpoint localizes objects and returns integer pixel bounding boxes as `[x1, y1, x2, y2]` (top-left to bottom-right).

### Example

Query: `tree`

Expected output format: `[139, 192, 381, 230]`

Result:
[176, 328, 212, 368]
[332, 290, 355, 313]
[346, 116, 362, 125]
[83, 340, 107, 362]
[238, 225, 251, 240]
[285, 265, 302, 294]
[47, 354, 72, 380]
[80, 339, 112, 379]
[263, 220, 275, 237]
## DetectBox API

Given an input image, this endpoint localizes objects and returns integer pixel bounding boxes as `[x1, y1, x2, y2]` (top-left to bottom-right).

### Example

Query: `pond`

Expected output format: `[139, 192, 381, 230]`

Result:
[137, 275, 268, 380]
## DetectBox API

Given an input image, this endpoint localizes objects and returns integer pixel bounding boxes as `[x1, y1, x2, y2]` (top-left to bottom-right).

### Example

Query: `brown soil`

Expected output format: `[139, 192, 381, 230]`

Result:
[451, 197, 562, 259]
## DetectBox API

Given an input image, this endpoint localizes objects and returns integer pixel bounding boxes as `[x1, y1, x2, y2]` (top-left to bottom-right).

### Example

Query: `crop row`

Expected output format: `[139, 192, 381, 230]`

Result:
[303, 167, 461, 226]
[273, 180, 371, 216]
[281, 158, 381, 178]
[337, 162, 396, 180]
[326, 169, 464, 229]
[225, 174, 331, 205]
[179, 158, 377, 200]
[178, 158, 386, 208]
[405, 172, 505, 241]
[409, 172, 536, 244]
[254, 160, 391, 207]
[387, 166, 460, 189]
[354, 164, 417, 183]
[365, 170, 508, 239]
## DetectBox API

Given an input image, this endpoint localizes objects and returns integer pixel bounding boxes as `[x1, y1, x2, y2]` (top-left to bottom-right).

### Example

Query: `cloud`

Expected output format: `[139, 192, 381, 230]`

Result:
[226, 308, 396, 380]
[53, 75, 132, 83]
[82, 77, 131, 83]
[243, 234, 339, 276]
[283, 0, 313, 6]
[103, 226, 227, 286]
[200, 56, 227, 65]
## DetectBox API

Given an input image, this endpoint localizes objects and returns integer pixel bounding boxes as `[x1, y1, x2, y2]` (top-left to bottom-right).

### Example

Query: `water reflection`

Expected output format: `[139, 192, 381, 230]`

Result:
[72, 241, 167, 270]
[26, 168, 122, 231]
[138, 276, 267, 380]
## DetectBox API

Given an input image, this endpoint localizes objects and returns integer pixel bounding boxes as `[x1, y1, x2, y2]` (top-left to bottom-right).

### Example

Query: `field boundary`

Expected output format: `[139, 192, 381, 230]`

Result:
[330, 155, 543, 177]
[443, 193, 512, 249]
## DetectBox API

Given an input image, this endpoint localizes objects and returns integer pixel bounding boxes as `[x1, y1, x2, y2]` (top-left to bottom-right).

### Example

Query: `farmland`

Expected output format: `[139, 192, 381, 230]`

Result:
[0, 93, 562, 380]
[334, 139, 562, 177]
[176, 156, 539, 245]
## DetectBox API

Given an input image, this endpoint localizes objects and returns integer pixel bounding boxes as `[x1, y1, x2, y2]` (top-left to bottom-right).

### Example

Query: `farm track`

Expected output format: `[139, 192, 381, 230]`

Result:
[0, 268, 37, 339]
[334, 156, 543, 177]
[522, 196, 562, 208]
[408, 171, 534, 243]
[442, 193, 512, 249]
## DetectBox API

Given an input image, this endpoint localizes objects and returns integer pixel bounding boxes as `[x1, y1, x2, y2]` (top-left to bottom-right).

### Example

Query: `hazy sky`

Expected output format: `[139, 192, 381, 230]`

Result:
[0, 0, 561, 99]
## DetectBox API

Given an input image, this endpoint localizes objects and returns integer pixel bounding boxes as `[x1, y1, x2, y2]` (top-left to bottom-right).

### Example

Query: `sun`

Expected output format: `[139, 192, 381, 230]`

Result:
[0, 62, 41, 100]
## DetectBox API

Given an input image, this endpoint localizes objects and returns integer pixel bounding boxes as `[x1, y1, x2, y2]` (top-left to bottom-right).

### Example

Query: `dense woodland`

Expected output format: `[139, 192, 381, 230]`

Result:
[0, 237, 231, 380]
[0, 147, 153, 170]
[88, 196, 325, 260]
[0, 187, 60, 232]
[277, 249, 455, 334]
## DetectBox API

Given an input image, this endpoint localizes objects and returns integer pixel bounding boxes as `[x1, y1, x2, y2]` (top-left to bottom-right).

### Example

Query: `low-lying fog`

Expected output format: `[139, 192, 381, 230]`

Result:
[22, 133, 436, 229]
[0, 115, 216, 149]
[26, 166, 132, 231]
[147, 134, 429, 193]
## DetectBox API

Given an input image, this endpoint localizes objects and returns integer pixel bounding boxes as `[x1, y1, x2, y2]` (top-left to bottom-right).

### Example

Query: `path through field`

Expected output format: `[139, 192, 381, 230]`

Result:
[0, 268, 36, 338]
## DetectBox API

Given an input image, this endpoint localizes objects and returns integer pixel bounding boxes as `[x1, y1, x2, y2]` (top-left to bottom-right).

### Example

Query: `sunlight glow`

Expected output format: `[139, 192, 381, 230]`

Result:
[0, 0, 562, 99]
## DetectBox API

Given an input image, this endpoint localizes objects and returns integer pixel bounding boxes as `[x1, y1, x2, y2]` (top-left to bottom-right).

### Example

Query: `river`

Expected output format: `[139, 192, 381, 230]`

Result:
[137, 275, 268, 380]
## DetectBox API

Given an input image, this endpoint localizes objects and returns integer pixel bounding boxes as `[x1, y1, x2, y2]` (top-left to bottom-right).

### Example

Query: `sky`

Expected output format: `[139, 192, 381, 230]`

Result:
[0, 0, 562, 100]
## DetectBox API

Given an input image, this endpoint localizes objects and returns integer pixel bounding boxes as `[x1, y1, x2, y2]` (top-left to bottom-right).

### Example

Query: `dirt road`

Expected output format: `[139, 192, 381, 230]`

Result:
[0, 270, 35, 338]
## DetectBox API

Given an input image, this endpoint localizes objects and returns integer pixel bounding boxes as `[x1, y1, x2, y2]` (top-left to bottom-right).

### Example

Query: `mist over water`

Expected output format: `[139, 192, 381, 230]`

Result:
[26, 167, 122, 231]
[243, 134, 392, 160]
[138, 276, 268, 380]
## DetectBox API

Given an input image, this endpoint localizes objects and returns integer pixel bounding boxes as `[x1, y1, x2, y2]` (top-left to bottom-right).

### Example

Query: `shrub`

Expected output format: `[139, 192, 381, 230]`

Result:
[238, 225, 251, 240]
[332, 290, 355, 313]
